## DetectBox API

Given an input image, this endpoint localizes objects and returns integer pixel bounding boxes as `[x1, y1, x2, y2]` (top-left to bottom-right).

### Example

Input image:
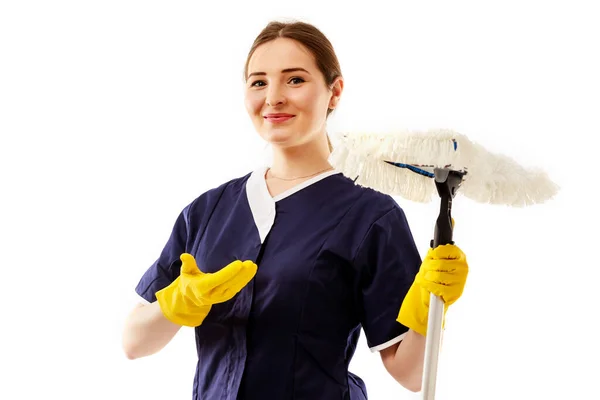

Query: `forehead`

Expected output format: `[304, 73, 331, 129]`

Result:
[247, 38, 318, 73]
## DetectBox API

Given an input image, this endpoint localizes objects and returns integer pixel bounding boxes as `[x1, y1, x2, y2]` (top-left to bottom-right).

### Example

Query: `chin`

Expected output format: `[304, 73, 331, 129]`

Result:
[260, 127, 301, 147]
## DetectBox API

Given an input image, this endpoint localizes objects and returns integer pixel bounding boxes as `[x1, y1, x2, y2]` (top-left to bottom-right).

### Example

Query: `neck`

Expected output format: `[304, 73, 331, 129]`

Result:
[270, 134, 332, 179]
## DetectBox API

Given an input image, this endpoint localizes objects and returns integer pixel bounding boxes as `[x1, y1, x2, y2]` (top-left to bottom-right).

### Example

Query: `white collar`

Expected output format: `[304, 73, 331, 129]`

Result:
[245, 166, 340, 243]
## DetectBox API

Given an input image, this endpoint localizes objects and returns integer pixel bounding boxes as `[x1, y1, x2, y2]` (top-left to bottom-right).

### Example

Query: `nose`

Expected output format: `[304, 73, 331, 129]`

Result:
[265, 83, 286, 107]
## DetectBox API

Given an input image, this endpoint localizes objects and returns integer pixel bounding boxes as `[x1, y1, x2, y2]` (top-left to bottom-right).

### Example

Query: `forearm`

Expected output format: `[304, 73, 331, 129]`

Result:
[385, 330, 426, 392]
[122, 301, 182, 360]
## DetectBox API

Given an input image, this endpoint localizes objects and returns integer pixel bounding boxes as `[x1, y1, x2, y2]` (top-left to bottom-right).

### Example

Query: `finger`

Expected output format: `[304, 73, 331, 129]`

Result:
[180, 253, 202, 275]
[208, 263, 258, 303]
[421, 259, 468, 274]
[195, 260, 245, 292]
[213, 260, 249, 282]
[216, 263, 257, 293]
[420, 270, 467, 286]
[418, 281, 451, 303]
[241, 260, 258, 270]
[418, 280, 446, 301]
[419, 288, 452, 311]
[417, 277, 465, 304]
[427, 244, 466, 261]
[209, 285, 243, 304]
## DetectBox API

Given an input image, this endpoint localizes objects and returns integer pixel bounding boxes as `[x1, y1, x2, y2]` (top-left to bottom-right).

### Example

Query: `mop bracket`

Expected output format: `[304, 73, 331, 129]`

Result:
[431, 168, 467, 248]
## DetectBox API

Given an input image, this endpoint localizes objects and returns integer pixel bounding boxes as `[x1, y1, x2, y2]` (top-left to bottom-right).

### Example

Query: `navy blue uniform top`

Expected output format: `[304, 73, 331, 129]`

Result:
[135, 167, 422, 399]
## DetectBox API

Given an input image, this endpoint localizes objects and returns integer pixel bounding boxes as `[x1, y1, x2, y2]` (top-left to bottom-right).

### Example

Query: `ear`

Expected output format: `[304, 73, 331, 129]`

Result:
[328, 76, 344, 109]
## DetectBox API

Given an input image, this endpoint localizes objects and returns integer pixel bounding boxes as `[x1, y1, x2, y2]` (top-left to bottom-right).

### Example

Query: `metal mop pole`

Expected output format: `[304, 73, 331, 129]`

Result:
[422, 168, 465, 399]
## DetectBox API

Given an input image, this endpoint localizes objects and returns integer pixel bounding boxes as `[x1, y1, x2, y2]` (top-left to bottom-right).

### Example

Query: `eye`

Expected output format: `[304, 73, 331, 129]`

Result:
[250, 80, 266, 87]
[289, 77, 305, 85]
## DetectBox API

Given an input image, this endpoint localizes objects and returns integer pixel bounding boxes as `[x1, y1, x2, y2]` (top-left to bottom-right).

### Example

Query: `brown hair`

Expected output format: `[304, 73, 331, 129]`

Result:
[244, 21, 343, 151]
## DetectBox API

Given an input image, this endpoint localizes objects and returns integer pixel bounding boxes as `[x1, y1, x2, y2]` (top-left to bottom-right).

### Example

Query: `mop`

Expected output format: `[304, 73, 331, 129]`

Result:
[329, 128, 559, 399]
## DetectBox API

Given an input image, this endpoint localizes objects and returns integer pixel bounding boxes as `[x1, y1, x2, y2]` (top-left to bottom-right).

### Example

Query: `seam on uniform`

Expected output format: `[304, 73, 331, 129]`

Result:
[187, 181, 232, 398]
[290, 188, 370, 395]
[351, 203, 408, 351]
[190, 180, 232, 256]
[293, 189, 368, 327]
[350, 206, 397, 266]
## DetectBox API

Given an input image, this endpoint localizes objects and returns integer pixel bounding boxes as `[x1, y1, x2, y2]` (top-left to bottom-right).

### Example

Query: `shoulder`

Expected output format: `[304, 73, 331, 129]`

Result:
[183, 171, 253, 219]
[332, 173, 404, 221]
[327, 173, 412, 246]
[324, 174, 418, 265]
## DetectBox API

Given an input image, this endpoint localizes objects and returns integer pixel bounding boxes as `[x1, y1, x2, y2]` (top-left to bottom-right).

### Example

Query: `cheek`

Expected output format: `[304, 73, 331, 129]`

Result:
[292, 88, 328, 117]
[244, 92, 263, 117]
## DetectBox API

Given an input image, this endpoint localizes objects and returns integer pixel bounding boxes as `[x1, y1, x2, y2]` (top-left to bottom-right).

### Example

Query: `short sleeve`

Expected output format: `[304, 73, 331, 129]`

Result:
[133, 179, 234, 303]
[352, 205, 422, 352]
[134, 206, 190, 303]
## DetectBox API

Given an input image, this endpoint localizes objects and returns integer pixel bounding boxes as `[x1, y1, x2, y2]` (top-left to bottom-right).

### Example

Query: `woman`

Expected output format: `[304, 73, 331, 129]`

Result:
[122, 20, 469, 399]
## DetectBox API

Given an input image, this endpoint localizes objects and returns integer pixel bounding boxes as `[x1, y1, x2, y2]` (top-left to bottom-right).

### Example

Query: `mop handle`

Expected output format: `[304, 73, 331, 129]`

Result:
[423, 293, 445, 399]
[422, 223, 451, 400]
[422, 169, 460, 400]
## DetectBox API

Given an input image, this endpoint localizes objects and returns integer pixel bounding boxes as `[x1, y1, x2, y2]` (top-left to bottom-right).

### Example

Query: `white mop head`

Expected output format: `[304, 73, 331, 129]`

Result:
[329, 129, 559, 206]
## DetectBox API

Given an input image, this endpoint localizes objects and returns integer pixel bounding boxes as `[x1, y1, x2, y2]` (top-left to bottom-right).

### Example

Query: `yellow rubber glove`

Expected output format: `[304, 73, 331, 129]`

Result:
[396, 244, 468, 337]
[156, 253, 258, 327]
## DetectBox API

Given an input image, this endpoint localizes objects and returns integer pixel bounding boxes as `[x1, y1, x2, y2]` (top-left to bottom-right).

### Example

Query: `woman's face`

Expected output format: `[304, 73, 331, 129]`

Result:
[244, 38, 342, 148]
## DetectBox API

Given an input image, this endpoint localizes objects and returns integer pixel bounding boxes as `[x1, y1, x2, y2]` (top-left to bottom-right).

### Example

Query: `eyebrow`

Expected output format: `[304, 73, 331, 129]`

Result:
[247, 67, 311, 79]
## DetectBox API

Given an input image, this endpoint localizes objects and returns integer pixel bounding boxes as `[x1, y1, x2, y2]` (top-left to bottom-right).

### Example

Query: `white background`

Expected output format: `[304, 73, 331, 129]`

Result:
[1, 1, 598, 399]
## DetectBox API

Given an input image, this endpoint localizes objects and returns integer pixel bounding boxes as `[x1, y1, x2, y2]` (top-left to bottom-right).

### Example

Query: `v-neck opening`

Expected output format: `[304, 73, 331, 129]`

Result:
[245, 166, 341, 244]
[271, 169, 341, 202]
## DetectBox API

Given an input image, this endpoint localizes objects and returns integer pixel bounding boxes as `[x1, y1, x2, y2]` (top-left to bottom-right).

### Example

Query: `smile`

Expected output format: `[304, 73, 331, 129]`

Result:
[264, 115, 295, 123]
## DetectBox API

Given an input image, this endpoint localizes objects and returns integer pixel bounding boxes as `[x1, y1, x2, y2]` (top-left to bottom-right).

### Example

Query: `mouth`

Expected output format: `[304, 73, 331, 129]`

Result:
[264, 114, 295, 123]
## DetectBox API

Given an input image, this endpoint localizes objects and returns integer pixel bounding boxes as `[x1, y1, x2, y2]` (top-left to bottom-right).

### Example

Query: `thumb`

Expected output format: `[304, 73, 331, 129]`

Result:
[180, 253, 202, 275]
